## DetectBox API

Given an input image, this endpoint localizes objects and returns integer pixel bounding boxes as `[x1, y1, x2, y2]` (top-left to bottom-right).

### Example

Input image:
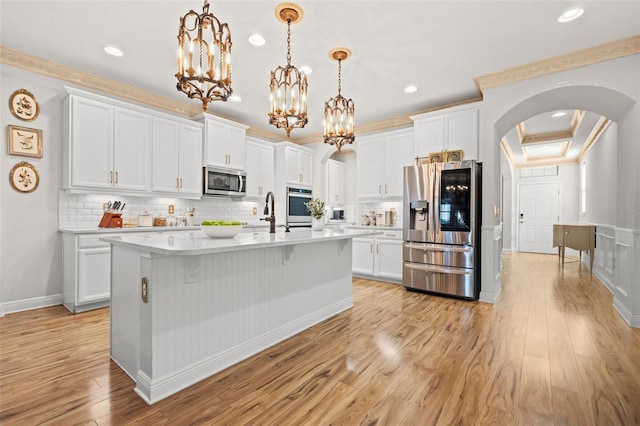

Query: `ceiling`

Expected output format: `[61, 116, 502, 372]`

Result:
[1, 1, 639, 166]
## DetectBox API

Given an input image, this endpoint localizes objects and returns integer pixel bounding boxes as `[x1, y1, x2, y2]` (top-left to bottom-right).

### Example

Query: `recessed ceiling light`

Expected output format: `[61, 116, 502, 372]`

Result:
[404, 85, 418, 94]
[248, 34, 265, 46]
[104, 45, 123, 57]
[299, 65, 312, 75]
[552, 111, 567, 118]
[229, 94, 242, 102]
[558, 8, 584, 23]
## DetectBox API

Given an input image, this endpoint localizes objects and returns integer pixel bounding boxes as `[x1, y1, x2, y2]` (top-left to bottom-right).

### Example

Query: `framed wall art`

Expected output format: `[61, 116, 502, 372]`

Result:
[7, 125, 43, 158]
[9, 89, 39, 121]
[9, 161, 39, 193]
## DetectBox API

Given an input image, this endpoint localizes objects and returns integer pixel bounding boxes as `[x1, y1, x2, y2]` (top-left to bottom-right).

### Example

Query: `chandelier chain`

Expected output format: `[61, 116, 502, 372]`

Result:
[286, 19, 292, 66]
[337, 59, 342, 96]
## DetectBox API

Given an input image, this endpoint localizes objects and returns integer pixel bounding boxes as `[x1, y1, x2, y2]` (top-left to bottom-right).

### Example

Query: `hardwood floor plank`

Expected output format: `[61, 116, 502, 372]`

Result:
[1, 253, 638, 424]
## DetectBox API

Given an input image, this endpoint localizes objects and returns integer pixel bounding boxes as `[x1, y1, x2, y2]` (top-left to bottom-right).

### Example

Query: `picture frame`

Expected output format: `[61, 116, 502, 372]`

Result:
[9, 161, 39, 193]
[7, 125, 43, 158]
[9, 89, 39, 121]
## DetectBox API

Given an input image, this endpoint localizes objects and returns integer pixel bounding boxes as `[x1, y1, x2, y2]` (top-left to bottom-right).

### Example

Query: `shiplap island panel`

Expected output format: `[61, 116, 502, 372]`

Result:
[102, 228, 379, 404]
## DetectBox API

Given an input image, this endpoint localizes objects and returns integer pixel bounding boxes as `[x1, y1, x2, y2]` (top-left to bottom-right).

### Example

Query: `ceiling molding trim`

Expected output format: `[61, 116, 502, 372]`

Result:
[570, 109, 585, 135]
[516, 123, 526, 143]
[246, 126, 291, 143]
[0, 46, 246, 125]
[523, 141, 571, 161]
[514, 158, 578, 169]
[522, 130, 573, 144]
[474, 34, 640, 91]
[578, 117, 611, 163]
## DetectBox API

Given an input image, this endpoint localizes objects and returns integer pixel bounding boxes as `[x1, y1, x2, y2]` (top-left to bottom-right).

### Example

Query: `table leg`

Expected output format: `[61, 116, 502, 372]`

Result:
[589, 249, 594, 274]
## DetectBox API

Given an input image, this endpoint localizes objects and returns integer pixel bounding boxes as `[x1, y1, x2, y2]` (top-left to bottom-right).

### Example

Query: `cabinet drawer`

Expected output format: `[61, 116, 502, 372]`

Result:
[78, 234, 112, 248]
[377, 230, 402, 240]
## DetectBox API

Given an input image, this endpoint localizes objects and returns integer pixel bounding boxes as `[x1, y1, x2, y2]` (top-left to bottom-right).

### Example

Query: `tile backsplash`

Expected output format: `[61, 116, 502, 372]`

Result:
[58, 191, 264, 229]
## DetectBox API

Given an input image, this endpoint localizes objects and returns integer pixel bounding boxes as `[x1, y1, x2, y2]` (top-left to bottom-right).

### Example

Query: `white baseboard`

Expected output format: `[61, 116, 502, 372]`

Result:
[1, 294, 63, 315]
[613, 297, 640, 328]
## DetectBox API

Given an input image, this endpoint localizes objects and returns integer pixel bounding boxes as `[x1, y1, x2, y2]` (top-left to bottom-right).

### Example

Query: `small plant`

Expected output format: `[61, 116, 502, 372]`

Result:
[304, 198, 326, 220]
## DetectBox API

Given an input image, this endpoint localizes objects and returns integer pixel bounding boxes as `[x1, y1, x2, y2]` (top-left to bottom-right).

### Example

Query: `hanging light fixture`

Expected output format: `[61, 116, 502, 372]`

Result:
[323, 48, 355, 151]
[176, 0, 232, 111]
[268, 3, 308, 137]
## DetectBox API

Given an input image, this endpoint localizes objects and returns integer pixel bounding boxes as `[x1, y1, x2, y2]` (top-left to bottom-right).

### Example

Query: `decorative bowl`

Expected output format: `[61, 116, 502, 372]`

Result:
[200, 224, 242, 238]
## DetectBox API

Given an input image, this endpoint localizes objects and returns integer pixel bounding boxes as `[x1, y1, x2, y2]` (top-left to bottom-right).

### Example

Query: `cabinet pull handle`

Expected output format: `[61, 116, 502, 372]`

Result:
[180, 178, 183, 189]
[370, 243, 373, 253]
[385, 184, 388, 194]
[379, 184, 382, 194]
[109, 171, 113, 184]
[376, 244, 379, 254]
[115, 171, 119, 184]
[141, 277, 149, 303]
[176, 177, 180, 189]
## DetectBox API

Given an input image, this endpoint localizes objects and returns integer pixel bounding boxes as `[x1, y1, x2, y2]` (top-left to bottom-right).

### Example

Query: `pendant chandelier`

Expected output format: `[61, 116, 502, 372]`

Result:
[176, 0, 232, 111]
[268, 3, 308, 137]
[323, 48, 355, 151]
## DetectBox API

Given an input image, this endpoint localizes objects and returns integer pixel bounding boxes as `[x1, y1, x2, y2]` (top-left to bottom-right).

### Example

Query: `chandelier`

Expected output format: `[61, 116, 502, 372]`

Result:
[176, 0, 232, 111]
[268, 3, 308, 137]
[323, 48, 355, 151]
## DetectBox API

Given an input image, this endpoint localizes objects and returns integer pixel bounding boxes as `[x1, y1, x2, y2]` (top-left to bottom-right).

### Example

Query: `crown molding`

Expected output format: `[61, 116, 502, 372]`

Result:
[474, 34, 640, 91]
[578, 117, 611, 163]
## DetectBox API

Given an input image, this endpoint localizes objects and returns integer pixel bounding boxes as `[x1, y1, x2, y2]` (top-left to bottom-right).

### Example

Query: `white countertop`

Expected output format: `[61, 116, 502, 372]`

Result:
[59, 223, 269, 234]
[346, 224, 403, 231]
[101, 228, 381, 256]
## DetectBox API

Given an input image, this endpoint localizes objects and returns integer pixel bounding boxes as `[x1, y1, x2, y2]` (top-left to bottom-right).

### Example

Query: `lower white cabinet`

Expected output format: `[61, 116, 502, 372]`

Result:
[352, 229, 403, 282]
[63, 233, 114, 313]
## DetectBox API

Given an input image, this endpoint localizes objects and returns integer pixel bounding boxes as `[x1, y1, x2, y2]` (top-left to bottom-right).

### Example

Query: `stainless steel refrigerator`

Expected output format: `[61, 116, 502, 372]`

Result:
[402, 160, 482, 299]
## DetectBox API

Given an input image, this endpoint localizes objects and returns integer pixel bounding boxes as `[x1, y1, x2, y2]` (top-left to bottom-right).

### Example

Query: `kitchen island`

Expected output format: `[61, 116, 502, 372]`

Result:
[101, 227, 379, 404]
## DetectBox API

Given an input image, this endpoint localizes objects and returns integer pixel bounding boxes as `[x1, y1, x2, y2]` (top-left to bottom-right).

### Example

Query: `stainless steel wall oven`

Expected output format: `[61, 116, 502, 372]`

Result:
[286, 186, 312, 227]
[403, 161, 482, 299]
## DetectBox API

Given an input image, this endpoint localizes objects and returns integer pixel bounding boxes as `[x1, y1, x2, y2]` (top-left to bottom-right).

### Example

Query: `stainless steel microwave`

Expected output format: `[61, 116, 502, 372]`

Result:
[203, 166, 246, 198]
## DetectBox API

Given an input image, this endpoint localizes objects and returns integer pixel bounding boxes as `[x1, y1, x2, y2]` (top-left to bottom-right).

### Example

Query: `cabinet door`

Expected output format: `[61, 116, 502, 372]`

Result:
[413, 115, 445, 159]
[113, 108, 150, 191]
[178, 124, 203, 195]
[70, 97, 113, 188]
[352, 237, 375, 275]
[383, 132, 413, 198]
[356, 137, 383, 199]
[284, 147, 301, 184]
[77, 247, 111, 304]
[151, 118, 180, 193]
[375, 239, 403, 280]
[226, 125, 246, 170]
[327, 160, 345, 205]
[246, 140, 274, 197]
[299, 150, 313, 186]
[204, 119, 229, 167]
[445, 108, 478, 160]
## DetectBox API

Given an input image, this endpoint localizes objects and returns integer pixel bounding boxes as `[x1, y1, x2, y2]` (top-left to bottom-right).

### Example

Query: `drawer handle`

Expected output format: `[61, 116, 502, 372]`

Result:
[405, 263, 471, 275]
[405, 243, 472, 253]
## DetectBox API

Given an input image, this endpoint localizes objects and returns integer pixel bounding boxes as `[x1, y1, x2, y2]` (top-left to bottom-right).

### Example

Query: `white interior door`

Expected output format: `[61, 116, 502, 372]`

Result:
[518, 183, 559, 253]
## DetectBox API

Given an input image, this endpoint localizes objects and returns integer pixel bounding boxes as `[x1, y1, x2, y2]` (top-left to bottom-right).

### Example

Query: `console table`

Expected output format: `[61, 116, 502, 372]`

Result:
[552, 224, 596, 273]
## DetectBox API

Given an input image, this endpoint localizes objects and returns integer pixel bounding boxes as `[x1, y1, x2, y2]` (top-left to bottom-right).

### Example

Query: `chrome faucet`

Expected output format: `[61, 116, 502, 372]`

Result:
[261, 191, 276, 233]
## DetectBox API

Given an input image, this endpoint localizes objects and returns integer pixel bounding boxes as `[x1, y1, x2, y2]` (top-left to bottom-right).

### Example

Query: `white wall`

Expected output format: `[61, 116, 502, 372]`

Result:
[1, 66, 65, 307]
[582, 122, 619, 226]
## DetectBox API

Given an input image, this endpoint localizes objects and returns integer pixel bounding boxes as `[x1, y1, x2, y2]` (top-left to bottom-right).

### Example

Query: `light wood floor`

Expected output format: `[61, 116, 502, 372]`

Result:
[1, 253, 639, 425]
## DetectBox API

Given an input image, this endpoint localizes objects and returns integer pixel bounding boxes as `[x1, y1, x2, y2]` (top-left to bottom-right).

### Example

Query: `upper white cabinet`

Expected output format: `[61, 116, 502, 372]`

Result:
[245, 137, 275, 198]
[326, 159, 345, 206]
[356, 128, 413, 200]
[151, 117, 203, 196]
[411, 102, 480, 160]
[199, 114, 248, 170]
[275, 143, 314, 187]
[63, 92, 150, 192]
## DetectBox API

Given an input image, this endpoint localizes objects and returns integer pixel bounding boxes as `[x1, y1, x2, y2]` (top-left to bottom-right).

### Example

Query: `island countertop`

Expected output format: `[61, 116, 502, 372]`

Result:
[100, 228, 381, 256]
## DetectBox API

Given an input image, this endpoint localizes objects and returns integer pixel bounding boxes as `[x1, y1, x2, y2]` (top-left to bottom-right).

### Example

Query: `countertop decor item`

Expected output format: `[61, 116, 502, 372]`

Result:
[176, 0, 233, 111]
[9, 88, 39, 121]
[7, 125, 42, 158]
[200, 223, 242, 238]
[268, 3, 308, 137]
[305, 197, 326, 231]
[323, 47, 355, 152]
[9, 161, 39, 193]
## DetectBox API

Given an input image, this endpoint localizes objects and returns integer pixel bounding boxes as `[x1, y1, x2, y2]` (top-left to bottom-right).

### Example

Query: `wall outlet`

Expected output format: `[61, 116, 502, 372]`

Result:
[252, 207, 257, 215]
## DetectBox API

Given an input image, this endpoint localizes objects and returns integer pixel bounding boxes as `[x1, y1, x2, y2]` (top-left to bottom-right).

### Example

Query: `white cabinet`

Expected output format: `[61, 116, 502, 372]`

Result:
[326, 159, 345, 206]
[151, 117, 203, 196]
[351, 229, 403, 282]
[275, 142, 314, 188]
[200, 114, 247, 170]
[63, 93, 150, 192]
[356, 129, 413, 200]
[412, 102, 480, 160]
[285, 146, 313, 186]
[63, 233, 113, 313]
[245, 137, 275, 198]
